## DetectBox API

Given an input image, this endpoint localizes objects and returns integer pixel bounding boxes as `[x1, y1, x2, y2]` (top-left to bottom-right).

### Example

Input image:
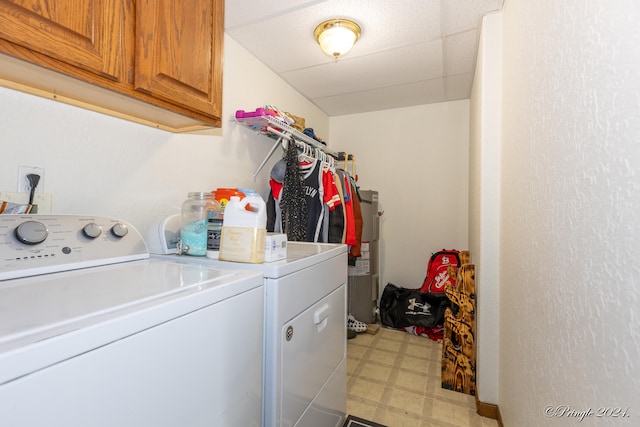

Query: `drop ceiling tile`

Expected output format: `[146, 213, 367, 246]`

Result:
[282, 39, 443, 98]
[226, 15, 327, 72]
[444, 73, 473, 100]
[297, 0, 444, 50]
[442, 0, 503, 35]
[225, 0, 504, 115]
[313, 79, 445, 116]
[335, 0, 442, 49]
[444, 29, 477, 75]
[225, 0, 327, 29]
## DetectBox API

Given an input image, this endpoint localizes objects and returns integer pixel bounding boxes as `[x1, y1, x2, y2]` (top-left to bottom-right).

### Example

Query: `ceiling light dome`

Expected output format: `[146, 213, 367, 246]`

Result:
[314, 19, 361, 60]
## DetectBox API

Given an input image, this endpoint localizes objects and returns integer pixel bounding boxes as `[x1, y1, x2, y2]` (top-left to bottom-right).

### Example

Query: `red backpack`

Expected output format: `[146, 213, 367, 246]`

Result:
[420, 249, 461, 293]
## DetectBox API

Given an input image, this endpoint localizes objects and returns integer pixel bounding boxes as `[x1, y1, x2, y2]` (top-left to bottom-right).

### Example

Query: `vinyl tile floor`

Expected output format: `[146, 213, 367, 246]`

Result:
[346, 326, 498, 427]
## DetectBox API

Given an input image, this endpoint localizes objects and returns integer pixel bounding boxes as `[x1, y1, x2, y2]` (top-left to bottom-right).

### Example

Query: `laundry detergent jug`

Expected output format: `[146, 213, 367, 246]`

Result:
[218, 196, 267, 263]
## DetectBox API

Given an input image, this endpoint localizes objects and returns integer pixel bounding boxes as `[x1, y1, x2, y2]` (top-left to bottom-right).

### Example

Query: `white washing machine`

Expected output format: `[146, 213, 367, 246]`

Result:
[0, 215, 264, 427]
[148, 215, 348, 427]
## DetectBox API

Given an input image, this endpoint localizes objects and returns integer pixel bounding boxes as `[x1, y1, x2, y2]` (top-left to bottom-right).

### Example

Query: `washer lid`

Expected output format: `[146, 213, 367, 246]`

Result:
[0, 259, 260, 350]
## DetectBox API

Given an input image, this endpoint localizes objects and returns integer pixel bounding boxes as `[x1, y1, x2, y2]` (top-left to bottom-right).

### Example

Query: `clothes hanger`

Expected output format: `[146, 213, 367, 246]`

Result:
[297, 141, 315, 163]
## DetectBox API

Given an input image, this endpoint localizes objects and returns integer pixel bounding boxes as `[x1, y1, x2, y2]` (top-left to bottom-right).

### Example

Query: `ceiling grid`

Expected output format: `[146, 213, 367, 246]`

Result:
[226, 0, 504, 116]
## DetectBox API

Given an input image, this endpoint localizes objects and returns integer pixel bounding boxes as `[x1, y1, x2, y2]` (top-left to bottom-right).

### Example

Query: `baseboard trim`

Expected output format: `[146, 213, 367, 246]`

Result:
[475, 394, 504, 427]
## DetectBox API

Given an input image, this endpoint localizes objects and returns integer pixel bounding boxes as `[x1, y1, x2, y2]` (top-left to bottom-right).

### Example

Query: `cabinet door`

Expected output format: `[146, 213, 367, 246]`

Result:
[0, 0, 126, 81]
[135, 0, 223, 119]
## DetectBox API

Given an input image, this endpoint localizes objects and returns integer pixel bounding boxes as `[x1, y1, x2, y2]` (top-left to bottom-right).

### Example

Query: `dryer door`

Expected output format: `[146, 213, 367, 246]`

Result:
[281, 284, 346, 426]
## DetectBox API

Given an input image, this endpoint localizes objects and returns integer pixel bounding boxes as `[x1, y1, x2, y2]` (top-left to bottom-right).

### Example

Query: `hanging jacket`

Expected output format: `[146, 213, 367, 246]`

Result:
[349, 179, 363, 258]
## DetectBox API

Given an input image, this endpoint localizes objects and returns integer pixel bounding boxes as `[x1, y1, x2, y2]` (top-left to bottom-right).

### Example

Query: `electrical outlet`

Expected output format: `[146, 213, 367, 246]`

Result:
[17, 166, 45, 193]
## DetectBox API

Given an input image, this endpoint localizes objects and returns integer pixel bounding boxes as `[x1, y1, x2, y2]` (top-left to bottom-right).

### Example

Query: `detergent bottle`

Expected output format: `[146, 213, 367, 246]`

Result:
[218, 196, 267, 263]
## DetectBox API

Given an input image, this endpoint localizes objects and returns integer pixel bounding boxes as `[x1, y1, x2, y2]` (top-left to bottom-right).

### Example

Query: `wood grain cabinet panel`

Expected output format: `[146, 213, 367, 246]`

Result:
[135, 0, 223, 118]
[0, 0, 126, 81]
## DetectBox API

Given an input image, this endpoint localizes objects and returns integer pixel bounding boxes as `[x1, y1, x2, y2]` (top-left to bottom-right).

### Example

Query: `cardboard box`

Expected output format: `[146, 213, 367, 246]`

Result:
[264, 233, 287, 262]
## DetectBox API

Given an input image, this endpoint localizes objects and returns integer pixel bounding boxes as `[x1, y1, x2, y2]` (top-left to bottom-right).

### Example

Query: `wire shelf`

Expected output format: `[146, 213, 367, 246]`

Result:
[235, 113, 339, 158]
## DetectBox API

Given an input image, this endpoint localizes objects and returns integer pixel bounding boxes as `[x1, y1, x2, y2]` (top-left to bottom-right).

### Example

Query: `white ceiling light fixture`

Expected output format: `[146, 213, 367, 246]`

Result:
[314, 18, 361, 60]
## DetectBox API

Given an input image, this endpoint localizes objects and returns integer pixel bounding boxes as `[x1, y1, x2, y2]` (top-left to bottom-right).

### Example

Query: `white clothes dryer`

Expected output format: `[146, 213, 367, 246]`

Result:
[148, 215, 348, 427]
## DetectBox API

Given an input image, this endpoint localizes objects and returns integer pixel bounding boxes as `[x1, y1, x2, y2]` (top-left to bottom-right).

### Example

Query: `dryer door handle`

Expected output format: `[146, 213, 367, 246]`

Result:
[313, 304, 331, 332]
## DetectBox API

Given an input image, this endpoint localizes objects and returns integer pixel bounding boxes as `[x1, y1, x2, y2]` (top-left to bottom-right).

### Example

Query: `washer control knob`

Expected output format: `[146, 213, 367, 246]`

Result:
[15, 220, 48, 245]
[110, 223, 129, 238]
[82, 223, 103, 239]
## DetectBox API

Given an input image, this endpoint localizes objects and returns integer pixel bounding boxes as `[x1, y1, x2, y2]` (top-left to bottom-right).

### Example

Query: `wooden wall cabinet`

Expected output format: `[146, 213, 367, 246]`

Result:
[0, 0, 223, 131]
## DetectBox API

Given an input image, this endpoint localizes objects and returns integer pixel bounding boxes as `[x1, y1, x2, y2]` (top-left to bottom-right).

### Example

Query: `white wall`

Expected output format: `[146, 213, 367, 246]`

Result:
[330, 101, 469, 291]
[0, 35, 329, 235]
[469, 11, 502, 406]
[497, 1, 640, 425]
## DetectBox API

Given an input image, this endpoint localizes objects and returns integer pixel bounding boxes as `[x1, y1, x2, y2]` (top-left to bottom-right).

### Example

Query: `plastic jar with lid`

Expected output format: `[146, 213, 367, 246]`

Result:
[178, 192, 220, 256]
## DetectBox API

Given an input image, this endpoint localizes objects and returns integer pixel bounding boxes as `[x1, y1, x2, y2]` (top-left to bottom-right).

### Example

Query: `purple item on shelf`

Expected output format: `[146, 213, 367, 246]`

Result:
[235, 108, 276, 119]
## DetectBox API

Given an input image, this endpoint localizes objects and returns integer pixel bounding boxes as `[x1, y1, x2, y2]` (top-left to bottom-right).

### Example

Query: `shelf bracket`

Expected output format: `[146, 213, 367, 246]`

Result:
[253, 135, 286, 182]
